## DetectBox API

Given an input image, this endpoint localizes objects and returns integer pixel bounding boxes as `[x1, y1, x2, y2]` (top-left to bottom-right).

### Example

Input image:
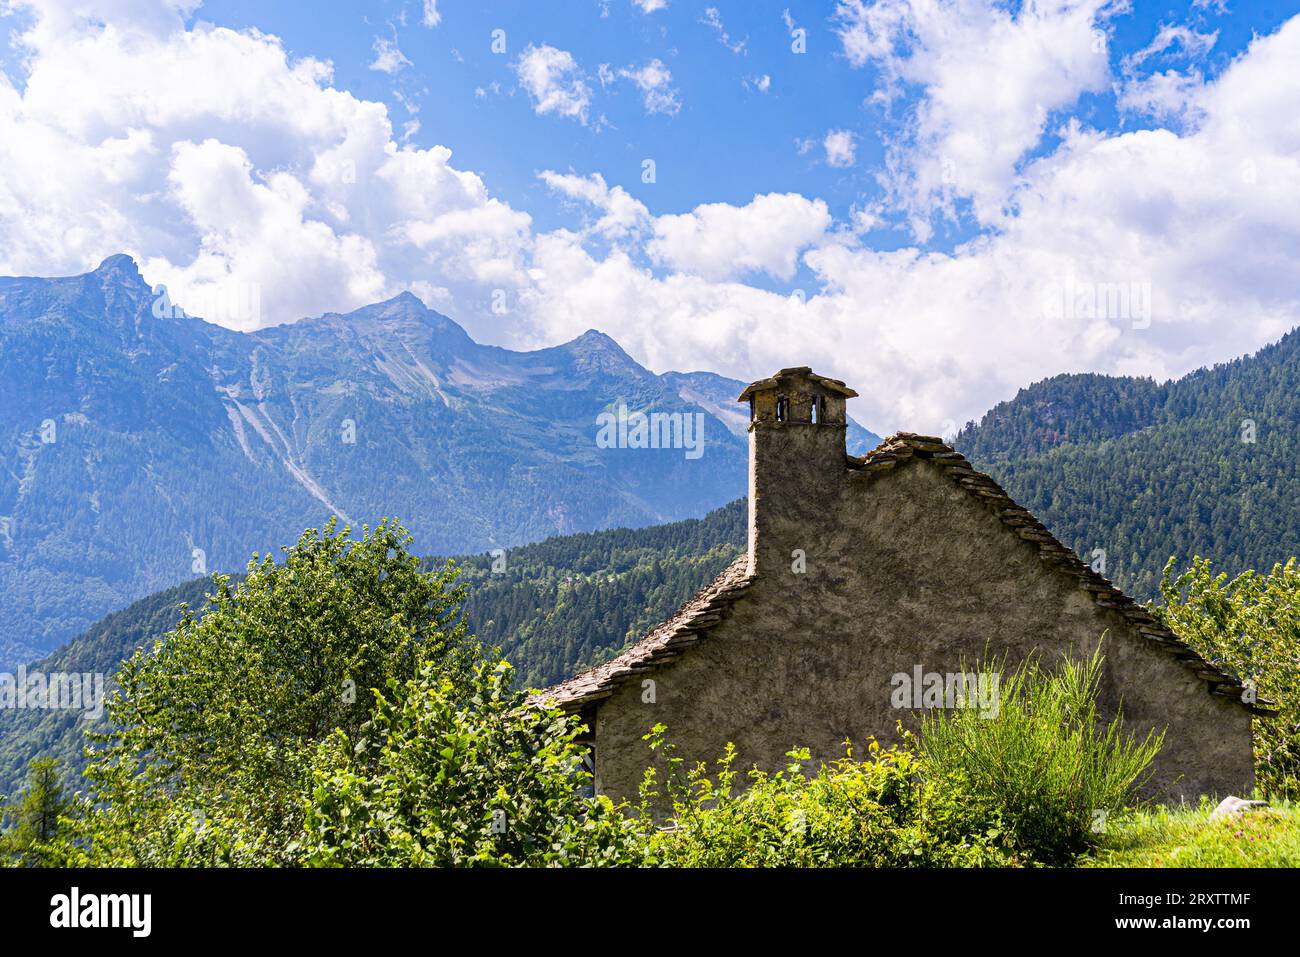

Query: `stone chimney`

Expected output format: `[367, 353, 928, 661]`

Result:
[737, 367, 858, 577]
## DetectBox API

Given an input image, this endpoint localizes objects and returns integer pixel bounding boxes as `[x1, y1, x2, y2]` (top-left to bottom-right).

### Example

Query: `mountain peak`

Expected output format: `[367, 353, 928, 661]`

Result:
[93, 253, 143, 280]
[314, 290, 476, 351]
[568, 328, 629, 354]
[559, 328, 639, 365]
[363, 290, 443, 320]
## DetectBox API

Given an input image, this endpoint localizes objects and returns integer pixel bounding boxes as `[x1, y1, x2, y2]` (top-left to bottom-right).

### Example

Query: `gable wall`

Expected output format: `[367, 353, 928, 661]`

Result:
[592, 458, 1253, 806]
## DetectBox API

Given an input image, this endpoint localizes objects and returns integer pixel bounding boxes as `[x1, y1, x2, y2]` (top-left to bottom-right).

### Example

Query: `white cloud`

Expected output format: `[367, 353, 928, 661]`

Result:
[834, 0, 1119, 235]
[514, 44, 592, 123]
[1116, 24, 1218, 125]
[1117, 69, 1207, 124]
[539, 170, 650, 239]
[647, 193, 833, 281]
[421, 0, 441, 28]
[528, 17, 1300, 432]
[633, 0, 668, 12]
[369, 37, 411, 74]
[823, 129, 856, 168]
[6, 0, 200, 47]
[1124, 23, 1217, 69]
[0, 4, 531, 327]
[617, 59, 680, 116]
[701, 6, 746, 54]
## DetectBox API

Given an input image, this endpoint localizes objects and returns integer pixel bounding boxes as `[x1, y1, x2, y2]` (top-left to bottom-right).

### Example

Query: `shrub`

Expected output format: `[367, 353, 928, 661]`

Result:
[918, 646, 1163, 865]
[635, 729, 1020, 867]
[298, 660, 642, 867]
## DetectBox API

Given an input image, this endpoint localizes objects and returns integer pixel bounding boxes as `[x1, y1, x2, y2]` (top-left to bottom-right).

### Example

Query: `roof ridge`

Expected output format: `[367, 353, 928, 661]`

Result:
[864, 433, 1274, 716]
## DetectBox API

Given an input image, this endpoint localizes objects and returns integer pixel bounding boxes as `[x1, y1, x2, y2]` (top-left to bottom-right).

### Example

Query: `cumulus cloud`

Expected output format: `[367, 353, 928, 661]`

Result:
[514, 44, 592, 123]
[529, 17, 1300, 432]
[0, 3, 530, 327]
[1117, 69, 1207, 124]
[421, 0, 440, 27]
[539, 170, 650, 239]
[646, 193, 833, 281]
[633, 0, 667, 12]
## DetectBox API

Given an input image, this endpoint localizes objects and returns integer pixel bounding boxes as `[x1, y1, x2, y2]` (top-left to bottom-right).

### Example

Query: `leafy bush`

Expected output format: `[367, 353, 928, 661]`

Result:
[298, 660, 642, 867]
[918, 647, 1163, 865]
[634, 729, 1020, 868]
[64, 518, 479, 866]
[1153, 556, 1300, 799]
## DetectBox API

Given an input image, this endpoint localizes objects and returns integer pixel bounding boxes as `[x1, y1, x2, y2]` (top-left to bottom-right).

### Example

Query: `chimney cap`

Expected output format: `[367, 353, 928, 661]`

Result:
[737, 367, 859, 402]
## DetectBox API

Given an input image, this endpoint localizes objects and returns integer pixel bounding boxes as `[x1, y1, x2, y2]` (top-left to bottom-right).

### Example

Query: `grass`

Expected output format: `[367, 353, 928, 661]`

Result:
[1086, 800, 1300, 867]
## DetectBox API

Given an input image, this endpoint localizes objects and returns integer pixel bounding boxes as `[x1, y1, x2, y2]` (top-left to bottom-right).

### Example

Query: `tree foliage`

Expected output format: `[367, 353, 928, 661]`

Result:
[299, 661, 641, 866]
[0, 758, 74, 867]
[957, 330, 1300, 598]
[65, 518, 478, 865]
[0, 500, 746, 796]
[1153, 556, 1300, 799]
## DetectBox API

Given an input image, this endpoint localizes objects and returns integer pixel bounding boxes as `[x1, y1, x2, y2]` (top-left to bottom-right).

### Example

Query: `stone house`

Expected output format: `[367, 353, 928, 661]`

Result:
[539, 368, 1264, 804]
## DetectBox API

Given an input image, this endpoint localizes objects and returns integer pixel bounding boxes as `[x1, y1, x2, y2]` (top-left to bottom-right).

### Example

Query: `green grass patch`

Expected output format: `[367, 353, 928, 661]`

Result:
[1087, 801, 1300, 867]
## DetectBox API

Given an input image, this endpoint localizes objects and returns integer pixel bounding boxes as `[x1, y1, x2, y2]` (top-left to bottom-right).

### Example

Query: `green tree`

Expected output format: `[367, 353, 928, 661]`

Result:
[0, 758, 74, 867]
[1153, 556, 1300, 799]
[66, 518, 478, 866]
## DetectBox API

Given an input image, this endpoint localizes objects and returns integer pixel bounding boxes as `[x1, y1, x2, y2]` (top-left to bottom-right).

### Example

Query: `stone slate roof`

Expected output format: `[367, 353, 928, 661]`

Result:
[534, 431, 1274, 716]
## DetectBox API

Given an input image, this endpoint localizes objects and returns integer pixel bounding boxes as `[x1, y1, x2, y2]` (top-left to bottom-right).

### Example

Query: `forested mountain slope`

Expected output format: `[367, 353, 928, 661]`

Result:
[957, 330, 1300, 597]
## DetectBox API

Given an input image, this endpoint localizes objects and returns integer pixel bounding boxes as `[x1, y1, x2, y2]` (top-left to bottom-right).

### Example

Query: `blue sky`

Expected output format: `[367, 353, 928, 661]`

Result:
[186, 0, 1296, 254]
[2, 1, 1300, 433]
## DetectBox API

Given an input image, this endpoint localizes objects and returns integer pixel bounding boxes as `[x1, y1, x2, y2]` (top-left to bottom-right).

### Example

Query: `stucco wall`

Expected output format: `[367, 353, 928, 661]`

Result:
[593, 437, 1254, 806]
